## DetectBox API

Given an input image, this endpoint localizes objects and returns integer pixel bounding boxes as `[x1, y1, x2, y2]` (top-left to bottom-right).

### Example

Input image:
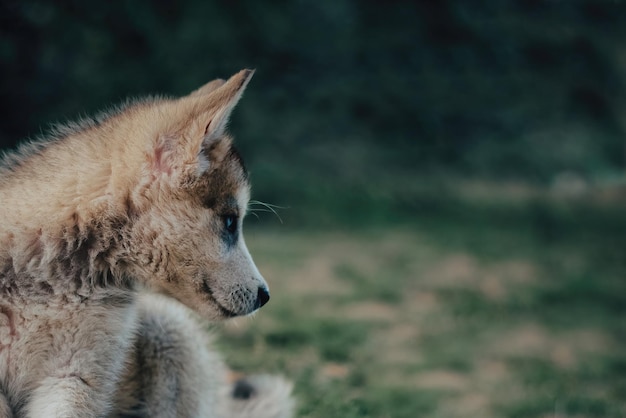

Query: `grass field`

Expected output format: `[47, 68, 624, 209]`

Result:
[216, 193, 626, 418]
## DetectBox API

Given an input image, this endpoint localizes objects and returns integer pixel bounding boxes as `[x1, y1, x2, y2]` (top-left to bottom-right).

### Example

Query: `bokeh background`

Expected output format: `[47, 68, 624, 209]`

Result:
[1, 1, 625, 417]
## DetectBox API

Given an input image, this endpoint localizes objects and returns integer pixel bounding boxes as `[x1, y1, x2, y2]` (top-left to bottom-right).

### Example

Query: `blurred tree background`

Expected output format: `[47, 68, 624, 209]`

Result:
[1, 0, 625, 226]
[2, 1, 626, 417]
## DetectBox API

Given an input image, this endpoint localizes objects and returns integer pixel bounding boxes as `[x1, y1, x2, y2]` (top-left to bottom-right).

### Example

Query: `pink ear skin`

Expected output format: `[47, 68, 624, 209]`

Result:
[150, 137, 175, 177]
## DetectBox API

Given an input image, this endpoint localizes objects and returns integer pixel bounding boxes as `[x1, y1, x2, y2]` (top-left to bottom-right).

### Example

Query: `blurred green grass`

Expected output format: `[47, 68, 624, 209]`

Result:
[217, 194, 626, 417]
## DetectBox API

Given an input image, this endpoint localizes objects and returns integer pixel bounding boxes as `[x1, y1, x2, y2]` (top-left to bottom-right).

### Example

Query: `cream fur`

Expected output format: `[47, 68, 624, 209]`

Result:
[0, 70, 293, 418]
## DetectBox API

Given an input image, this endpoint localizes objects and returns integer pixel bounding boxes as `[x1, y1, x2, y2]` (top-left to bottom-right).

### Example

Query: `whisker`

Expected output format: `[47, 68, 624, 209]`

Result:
[248, 200, 285, 223]
[248, 201, 288, 210]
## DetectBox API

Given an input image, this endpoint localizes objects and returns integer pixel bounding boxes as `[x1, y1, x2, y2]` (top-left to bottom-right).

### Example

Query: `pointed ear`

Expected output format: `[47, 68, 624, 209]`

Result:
[148, 69, 254, 178]
[189, 78, 226, 97]
[196, 68, 254, 142]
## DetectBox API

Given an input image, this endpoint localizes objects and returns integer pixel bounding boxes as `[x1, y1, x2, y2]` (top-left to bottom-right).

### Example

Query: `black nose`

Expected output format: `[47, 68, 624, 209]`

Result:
[255, 286, 270, 309]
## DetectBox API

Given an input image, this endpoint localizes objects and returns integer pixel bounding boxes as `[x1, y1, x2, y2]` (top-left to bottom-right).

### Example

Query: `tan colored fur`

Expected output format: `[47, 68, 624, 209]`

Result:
[0, 70, 294, 417]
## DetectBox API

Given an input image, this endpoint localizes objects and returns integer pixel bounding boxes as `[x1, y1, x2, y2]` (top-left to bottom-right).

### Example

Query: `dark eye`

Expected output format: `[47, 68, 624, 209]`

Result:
[223, 214, 238, 234]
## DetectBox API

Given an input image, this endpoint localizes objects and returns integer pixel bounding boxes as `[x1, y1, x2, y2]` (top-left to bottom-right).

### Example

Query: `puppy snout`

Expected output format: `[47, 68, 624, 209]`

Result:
[255, 286, 270, 309]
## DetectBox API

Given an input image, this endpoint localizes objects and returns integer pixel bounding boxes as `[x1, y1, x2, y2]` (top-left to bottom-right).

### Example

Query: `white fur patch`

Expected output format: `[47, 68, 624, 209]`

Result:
[197, 151, 210, 175]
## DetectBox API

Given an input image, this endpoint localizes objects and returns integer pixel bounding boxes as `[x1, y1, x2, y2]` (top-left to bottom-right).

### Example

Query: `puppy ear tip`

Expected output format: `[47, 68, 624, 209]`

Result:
[238, 69, 255, 86]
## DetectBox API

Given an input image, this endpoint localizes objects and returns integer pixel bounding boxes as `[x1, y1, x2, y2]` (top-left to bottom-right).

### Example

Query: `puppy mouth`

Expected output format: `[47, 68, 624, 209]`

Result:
[200, 280, 239, 318]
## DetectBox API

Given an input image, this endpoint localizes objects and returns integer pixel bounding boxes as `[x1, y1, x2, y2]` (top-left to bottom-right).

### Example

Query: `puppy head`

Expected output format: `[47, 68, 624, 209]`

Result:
[124, 70, 269, 320]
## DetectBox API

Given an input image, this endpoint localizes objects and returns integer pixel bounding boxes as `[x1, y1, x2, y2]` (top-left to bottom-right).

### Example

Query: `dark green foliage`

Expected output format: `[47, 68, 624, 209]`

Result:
[1, 1, 625, 227]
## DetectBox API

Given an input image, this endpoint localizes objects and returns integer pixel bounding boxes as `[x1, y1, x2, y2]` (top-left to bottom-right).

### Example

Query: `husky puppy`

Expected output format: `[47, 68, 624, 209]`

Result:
[0, 70, 293, 417]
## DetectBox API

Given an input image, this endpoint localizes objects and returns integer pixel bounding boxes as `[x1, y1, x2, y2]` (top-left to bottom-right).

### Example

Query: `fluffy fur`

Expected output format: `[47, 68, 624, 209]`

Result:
[0, 70, 294, 417]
